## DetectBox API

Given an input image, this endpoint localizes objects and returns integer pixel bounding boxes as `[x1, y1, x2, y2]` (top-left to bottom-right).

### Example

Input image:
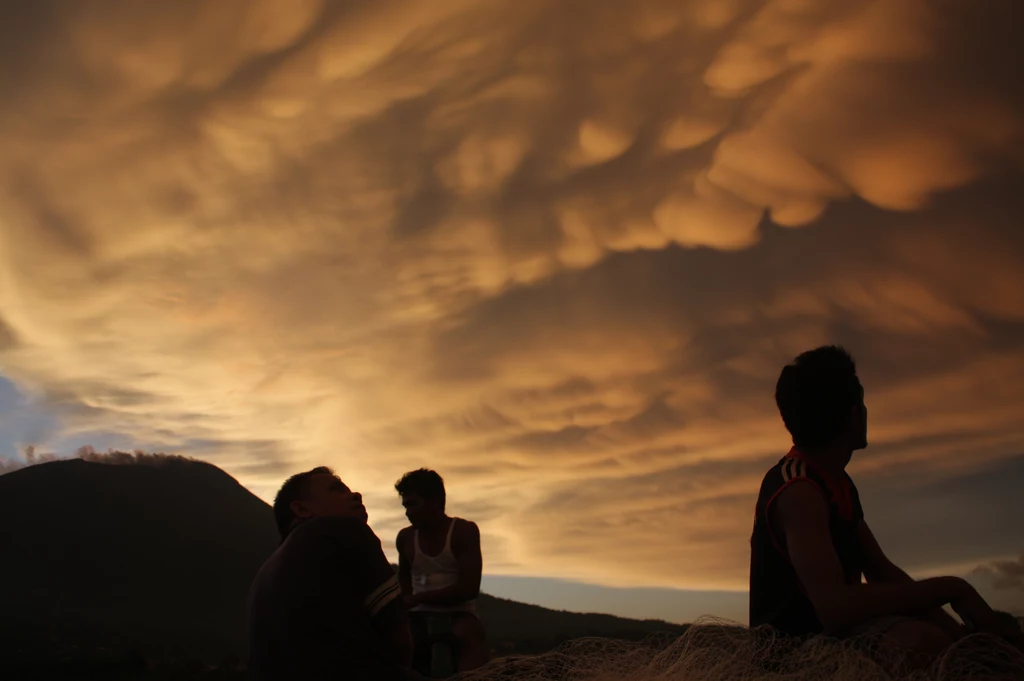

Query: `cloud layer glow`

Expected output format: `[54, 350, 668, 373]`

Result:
[1, 0, 1022, 592]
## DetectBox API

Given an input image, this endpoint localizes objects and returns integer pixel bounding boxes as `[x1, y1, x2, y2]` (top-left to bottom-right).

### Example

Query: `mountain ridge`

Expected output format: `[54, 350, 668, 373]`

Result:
[0, 455, 686, 663]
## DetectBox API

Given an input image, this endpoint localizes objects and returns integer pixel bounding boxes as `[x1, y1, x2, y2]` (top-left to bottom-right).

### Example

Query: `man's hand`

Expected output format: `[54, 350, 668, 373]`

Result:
[950, 583, 997, 631]
[859, 520, 965, 641]
[954, 591, 1024, 650]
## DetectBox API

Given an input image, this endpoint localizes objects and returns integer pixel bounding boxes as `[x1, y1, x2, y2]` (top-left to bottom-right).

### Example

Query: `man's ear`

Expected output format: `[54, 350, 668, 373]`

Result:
[290, 499, 312, 519]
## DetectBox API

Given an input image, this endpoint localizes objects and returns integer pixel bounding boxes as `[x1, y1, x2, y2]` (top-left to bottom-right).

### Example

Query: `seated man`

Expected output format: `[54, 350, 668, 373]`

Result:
[248, 467, 416, 681]
[395, 468, 489, 674]
[750, 346, 1023, 665]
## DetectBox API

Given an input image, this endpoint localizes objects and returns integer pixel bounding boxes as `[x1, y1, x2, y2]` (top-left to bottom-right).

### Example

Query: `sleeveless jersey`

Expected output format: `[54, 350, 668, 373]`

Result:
[411, 517, 475, 614]
[749, 448, 864, 636]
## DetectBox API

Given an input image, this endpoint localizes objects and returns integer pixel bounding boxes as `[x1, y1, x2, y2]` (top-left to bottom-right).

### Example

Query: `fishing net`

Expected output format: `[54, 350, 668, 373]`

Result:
[458, 618, 1024, 681]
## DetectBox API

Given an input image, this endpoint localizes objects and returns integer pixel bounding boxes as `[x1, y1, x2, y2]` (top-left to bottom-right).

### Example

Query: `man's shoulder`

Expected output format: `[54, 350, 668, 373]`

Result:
[396, 525, 414, 550]
[757, 456, 795, 494]
[249, 544, 284, 594]
[451, 517, 480, 545]
[761, 454, 835, 493]
[759, 461, 829, 523]
[773, 476, 830, 511]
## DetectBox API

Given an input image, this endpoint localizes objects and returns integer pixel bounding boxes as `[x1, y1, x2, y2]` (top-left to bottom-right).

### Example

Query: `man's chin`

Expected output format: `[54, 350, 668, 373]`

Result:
[329, 508, 368, 522]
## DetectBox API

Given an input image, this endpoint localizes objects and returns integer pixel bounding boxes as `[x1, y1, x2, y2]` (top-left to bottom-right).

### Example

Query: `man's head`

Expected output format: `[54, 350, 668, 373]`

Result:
[395, 468, 446, 529]
[273, 466, 366, 539]
[776, 345, 868, 458]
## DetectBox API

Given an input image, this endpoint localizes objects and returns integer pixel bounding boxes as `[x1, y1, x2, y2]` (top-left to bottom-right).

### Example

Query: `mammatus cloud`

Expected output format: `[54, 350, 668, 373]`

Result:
[0, 0, 1023, 591]
[975, 554, 1024, 593]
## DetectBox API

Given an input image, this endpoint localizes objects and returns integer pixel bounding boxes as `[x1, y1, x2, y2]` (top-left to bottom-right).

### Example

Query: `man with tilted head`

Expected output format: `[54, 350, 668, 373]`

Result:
[395, 468, 489, 674]
[248, 467, 417, 681]
[750, 346, 1023, 668]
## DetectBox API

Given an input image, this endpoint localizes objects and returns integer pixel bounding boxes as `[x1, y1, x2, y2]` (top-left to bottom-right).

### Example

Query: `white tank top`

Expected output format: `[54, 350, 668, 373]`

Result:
[410, 518, 475, 613]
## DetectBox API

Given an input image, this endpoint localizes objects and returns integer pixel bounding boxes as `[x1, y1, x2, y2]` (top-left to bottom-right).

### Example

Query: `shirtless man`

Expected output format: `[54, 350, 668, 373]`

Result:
[248, 467, 415, 681]
[395, 468, 489, 673]
[749, 346, 1023, 667]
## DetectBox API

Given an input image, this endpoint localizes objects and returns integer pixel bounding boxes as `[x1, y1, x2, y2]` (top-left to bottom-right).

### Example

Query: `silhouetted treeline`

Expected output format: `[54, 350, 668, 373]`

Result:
[0, 446, 199, 476]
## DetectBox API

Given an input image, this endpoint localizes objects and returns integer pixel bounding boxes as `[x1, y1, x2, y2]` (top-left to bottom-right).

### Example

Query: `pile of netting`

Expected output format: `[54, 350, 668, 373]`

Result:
[459, 619, 1024, 681]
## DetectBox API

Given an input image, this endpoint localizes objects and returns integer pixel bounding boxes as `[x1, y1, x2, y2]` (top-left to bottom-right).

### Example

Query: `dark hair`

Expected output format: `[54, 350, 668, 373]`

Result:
[395, 468, 446, 509]
[273, 466, 333, 539]
[775, 345, 863, 449]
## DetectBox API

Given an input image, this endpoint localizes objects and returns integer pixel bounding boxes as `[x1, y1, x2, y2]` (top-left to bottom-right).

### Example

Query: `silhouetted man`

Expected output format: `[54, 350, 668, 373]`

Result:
[248, 467, 415, 681]
[750, 346, 1023, 664]
[395, 468, 489, 673]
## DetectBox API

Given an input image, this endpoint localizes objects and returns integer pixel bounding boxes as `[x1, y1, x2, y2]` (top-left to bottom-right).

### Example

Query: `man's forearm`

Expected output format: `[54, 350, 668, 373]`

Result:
[866, 564, 964, 638]
[410, 582, 477, 607]
[819, 576, 967, 633]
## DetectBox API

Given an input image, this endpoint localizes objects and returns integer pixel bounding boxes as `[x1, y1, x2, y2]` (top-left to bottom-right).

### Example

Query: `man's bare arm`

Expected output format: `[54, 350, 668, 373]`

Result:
[858, 520, 964, 639]
[775, 481, 973, 634]
[396, 528, 414, 600]
[408, 520, 482, 607]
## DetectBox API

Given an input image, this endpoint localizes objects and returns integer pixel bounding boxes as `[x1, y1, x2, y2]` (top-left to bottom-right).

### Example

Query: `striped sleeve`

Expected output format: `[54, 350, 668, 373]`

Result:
[364, 574, 401, 617]
[780, 458, 808, 483]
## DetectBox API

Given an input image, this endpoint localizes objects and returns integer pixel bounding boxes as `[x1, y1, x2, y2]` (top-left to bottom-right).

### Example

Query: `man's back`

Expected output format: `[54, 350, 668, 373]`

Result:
[749, 449, 865, 635]
[247, 516, 406, 681]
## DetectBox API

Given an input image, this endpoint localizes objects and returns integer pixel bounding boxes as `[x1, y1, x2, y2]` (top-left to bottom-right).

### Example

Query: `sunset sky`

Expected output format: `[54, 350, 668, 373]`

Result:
[1, 0, 1022, 624]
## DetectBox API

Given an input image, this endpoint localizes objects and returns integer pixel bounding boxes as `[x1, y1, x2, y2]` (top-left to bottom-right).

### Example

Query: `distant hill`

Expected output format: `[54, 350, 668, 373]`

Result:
[476, 592, 687, 655]
[0, 457, 685, 666]
[0, 457, 280, 664]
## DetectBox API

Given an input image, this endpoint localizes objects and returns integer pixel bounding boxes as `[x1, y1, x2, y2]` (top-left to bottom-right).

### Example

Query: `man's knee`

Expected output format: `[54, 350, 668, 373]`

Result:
[881, 620, 952, 657]
[452, 614, 489, 670]
[452, 613, 486, 644]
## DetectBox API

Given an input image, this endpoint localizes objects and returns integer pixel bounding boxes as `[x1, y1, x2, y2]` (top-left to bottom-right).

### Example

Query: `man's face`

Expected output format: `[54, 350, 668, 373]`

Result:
[854, 401, 868, 450]
[401, 492, 439, 528]
[292, 474, 367, 523]
[848, 381, 868, 452]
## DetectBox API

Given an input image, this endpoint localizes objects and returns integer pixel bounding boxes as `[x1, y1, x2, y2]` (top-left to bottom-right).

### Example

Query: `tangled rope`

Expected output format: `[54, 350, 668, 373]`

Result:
[458, 618, 1024, 681]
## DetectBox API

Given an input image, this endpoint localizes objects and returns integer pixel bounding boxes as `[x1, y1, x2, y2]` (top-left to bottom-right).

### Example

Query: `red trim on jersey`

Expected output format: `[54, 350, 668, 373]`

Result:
[785, 447, 854, 519]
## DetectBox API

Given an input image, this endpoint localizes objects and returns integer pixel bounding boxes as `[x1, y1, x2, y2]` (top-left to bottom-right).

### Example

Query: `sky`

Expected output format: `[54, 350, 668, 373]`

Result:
[1, 0, 1023, 624]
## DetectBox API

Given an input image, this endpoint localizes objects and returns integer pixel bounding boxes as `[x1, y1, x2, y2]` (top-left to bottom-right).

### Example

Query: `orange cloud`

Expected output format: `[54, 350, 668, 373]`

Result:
[0, 0, 1022, 591]
[974, 553, 1024, 593]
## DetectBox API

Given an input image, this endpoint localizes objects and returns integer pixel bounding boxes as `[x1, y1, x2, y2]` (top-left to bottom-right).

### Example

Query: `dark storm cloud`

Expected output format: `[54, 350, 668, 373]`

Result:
[0, 0, 1021, 589]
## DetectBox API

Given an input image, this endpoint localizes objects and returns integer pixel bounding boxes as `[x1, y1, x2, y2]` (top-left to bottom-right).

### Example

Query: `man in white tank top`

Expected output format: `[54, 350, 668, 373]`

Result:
[395, 469, 489, 673]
